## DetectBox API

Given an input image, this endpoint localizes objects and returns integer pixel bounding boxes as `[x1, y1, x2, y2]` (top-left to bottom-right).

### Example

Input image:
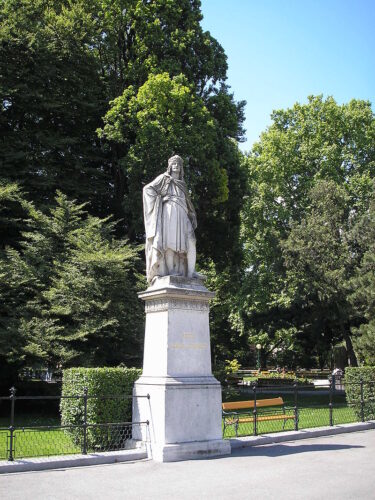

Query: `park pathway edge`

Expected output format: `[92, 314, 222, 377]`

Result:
[1, 421, 374, 473]
[0, 448, 148, 474]
[230, 420, 375, 449]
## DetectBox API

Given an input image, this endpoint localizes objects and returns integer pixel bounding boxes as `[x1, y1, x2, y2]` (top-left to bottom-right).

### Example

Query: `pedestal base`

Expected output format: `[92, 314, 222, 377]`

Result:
[152, 439, 231, 462]
[134, 277, 229, 462]
[133, 376, 230, 462]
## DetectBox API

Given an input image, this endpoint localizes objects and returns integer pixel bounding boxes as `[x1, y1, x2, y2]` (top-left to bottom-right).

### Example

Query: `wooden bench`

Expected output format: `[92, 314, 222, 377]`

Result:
[222, 397, 296, 437]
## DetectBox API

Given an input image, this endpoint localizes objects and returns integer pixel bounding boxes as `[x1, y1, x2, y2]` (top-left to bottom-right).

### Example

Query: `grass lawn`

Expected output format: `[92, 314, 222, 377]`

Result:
[0, 414, 81, 460]
[0, 427, 81, 460]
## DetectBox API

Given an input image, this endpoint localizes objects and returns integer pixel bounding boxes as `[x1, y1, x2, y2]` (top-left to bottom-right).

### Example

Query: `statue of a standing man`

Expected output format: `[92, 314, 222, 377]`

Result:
[143, 155, 201, 284]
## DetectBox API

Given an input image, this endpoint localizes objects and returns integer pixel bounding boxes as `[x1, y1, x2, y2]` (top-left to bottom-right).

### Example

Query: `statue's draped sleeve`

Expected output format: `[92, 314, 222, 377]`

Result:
[143, 174, 168, 283]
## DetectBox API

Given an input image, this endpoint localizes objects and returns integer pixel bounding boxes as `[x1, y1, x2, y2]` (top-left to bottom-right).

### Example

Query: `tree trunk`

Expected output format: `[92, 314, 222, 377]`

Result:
[344, 332, 358, 367]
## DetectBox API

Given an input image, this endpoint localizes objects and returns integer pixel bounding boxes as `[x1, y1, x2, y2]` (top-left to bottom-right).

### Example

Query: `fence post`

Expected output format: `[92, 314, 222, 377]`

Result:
[329, 377, 333, 427]
[82, 387, 88, 455]
[294, 380, 299, 431]
[8, 387, 16, 461]
[360, 378, 365, 422]
[253, 383, 257, 436]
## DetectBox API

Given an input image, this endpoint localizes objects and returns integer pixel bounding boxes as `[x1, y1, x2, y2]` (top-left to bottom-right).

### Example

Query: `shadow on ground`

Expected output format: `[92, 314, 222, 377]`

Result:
[231, 443, 364, 458]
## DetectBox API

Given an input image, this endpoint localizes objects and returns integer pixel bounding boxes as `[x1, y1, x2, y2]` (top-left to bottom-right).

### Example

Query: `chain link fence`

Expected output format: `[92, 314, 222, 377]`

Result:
[0, 389, 149, 461]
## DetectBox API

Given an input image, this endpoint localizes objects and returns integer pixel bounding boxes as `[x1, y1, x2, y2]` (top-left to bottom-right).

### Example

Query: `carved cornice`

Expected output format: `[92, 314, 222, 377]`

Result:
[139, 288, 214, 300]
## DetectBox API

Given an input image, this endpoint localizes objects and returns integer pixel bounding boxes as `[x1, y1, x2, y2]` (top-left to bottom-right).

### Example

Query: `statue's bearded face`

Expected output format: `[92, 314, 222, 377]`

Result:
[167, 155, 184, 178]
[170, 159, 181, 174]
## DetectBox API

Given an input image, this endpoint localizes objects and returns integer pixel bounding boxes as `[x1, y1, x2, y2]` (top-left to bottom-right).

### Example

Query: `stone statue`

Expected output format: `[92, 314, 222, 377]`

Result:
[143, 155, 202, 284]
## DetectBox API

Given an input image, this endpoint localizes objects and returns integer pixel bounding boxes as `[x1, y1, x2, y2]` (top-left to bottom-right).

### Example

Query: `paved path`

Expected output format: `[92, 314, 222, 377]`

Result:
[1, 430, 375, 500]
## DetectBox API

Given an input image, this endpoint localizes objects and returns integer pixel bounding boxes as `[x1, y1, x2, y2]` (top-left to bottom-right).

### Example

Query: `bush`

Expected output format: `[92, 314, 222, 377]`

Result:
[225, 359, 241, 375]
[60, 367, 141, 450]
[213, 360, 242, 386]
[345, 367, 375, 421]
[243, 373, 312, 386]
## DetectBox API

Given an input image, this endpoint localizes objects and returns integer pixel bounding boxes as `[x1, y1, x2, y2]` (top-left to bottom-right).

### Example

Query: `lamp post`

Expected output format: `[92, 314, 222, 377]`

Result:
[256, 344, 262, 371]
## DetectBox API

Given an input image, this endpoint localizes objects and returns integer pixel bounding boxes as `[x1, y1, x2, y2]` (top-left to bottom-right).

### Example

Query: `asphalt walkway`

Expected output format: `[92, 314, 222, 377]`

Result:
[1, 430, 375, 500]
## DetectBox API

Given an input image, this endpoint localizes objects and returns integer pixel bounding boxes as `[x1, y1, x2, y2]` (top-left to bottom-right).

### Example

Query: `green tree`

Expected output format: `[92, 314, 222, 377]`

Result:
[0, 183, 38, 383]
[204, 260, 250, 366]
[0, 180, 31, 249]
[98, 72, 232, 244]
[86, 0, 228, 96]
[238, 96, 375, 367]
[1, 191, 144, 370]
[0, 0, 110, 214]
[99, 72, 247, 364]
[281, 180, 357, 366]
[1, 0, 245, 242]
[349, 184, 375, 365]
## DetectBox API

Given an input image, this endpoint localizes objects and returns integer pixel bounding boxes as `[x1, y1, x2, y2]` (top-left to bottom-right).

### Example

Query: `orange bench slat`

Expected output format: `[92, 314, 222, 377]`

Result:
[234, 415, 294, 423]
[222, 397, 284, 411]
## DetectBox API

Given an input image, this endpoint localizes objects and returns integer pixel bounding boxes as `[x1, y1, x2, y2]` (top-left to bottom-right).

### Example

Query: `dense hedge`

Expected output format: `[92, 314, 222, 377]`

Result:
[345, 367, 375, 421]
[243, 374, 313, 387]
[60, 367, 141, 449]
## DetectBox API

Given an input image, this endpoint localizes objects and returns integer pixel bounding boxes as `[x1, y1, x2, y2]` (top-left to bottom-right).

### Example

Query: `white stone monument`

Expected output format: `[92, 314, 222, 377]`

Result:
[132, 155, 230, 462]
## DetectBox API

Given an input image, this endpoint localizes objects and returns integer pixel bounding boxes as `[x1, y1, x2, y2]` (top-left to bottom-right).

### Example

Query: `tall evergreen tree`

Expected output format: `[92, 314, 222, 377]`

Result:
[1, 191, 144, 371]
[282, 180, 357, 366]
[349, 184, 375, 365]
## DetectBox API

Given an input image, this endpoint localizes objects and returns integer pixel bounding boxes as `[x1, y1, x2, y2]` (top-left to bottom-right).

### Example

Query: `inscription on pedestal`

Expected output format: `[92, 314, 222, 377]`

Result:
[145, 298, 209, 313]
[170, 342, 207, 350]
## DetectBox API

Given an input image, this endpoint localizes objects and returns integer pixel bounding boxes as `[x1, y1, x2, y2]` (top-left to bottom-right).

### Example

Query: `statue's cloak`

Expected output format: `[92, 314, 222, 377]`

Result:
[143, 173, 197, 283]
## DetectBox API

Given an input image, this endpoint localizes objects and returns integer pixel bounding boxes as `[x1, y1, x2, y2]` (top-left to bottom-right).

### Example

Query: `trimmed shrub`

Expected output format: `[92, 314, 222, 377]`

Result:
[60, 367, 141, 450]
[243, 373, 312, 387]
[345, 367, 375, 421]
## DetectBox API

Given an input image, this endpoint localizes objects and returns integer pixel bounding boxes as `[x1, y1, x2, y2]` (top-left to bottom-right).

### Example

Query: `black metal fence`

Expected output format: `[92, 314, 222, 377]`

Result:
[222, 379, 375, 438]
[1, 380, 374, 459]
[0, 388, 149, 461]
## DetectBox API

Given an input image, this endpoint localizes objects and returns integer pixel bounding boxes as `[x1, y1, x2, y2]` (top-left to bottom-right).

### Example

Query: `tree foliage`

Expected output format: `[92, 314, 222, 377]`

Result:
[349, 187, 375, 365]
[239, 96, 375, 367]
[282, 180, 356, 366]
[1, 0, 245, 243]
[0, 0, 110, 214]
[0, 190, 144, 370]
[98, 72, 245, 260]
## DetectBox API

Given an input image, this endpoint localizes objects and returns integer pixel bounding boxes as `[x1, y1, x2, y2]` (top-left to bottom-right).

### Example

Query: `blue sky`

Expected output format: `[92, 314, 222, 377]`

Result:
[200, 0, 375, 152]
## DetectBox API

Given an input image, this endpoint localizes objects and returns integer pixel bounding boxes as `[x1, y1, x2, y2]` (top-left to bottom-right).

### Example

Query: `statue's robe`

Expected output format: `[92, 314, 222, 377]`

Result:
[143, 173, 197, 283]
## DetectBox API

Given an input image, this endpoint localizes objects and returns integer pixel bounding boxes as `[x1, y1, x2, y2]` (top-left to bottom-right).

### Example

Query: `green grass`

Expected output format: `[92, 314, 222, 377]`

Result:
[0, 414, 81, 460]
[0, 427, 81, 460]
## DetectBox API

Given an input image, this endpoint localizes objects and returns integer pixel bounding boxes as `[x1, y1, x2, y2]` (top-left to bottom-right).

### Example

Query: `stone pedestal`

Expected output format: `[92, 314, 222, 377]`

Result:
[133, 276, 230, 462]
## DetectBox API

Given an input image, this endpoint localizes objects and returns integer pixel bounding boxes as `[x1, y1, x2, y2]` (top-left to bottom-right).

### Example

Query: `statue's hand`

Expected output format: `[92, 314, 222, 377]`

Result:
[162, 195, 170, 202]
